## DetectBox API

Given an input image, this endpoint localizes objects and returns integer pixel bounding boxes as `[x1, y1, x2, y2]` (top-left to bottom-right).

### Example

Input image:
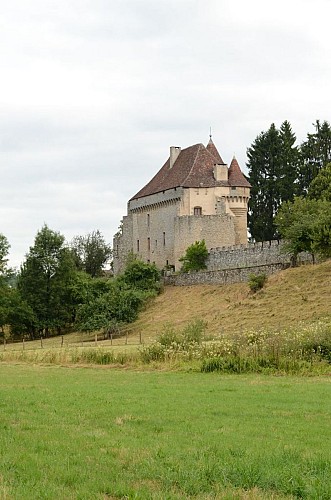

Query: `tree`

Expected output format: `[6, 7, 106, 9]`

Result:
[247, 122, 299, 241]
[70, 230, 112, 278]
[179, 240, 208, 272]
[275, 197, 331, 261]
[308, 163, 331, 202]
[0, 234, 11, 335]
[298, 120, 331, 195]
[120, 257, 161, 291]
[18, 225, 77, 336]
[76, 258, 161, 333]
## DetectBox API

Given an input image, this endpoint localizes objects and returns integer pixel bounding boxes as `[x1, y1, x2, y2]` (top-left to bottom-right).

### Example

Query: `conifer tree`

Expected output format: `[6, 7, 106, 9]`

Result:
[247, 121, 299, 241]
[298, 120, 331, 195]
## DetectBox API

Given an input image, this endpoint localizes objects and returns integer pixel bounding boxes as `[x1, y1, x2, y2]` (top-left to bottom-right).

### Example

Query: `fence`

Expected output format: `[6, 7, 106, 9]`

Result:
[2, 330, 144, 353]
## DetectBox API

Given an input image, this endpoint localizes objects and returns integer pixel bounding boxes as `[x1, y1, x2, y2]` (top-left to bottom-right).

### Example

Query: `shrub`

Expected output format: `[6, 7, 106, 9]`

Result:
[179, 240, 208, 272]
[248, 273, 267, 292]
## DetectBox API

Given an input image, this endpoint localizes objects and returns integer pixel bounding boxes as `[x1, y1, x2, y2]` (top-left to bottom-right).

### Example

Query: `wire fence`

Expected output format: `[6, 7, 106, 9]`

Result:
[2, 330, 144, 352]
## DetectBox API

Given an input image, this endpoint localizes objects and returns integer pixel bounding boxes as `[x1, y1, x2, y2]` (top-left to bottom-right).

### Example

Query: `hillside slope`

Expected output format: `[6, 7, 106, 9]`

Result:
[129, 260, 331, 338]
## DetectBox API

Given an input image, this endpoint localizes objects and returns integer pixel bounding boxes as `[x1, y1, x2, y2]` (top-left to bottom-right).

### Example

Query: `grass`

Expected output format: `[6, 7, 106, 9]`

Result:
[128, 260, 331, 339]
[0, 364, 331, 499]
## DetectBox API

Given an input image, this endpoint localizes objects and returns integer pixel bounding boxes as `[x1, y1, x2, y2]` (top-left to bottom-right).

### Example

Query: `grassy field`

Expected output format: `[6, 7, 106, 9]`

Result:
[0, 364, 330, 499]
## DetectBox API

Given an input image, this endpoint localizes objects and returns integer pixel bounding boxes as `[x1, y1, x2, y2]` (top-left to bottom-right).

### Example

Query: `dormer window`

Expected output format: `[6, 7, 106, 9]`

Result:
[194, 206, 202, 216]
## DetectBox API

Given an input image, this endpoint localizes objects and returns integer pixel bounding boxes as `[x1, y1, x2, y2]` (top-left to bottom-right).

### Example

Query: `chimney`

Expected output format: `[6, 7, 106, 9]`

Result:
[213, 163, 228, 181]
[170, 146, 181, 168]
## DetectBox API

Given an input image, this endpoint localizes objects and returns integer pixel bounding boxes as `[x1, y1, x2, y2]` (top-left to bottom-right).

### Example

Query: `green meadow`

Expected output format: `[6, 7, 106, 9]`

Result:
[0, 364, 330, 499]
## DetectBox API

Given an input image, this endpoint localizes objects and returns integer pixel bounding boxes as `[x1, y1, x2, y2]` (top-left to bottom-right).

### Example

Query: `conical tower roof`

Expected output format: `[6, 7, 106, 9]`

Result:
[228, 156, 251, 187]
[206, 137, 225, 164]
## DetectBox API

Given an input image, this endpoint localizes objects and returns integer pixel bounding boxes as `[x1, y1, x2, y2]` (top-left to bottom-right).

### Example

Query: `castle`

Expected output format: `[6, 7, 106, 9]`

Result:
[113, 137, 251, 274]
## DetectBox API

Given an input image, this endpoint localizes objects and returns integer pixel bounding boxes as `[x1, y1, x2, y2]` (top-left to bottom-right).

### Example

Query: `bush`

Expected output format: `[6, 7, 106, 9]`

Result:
[179, 240, 208, 272]
[248, 273, 267, 292]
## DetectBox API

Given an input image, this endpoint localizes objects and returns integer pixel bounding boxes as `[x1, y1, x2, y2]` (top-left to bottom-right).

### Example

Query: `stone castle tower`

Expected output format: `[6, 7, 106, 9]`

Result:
[113, 137, 251, 274]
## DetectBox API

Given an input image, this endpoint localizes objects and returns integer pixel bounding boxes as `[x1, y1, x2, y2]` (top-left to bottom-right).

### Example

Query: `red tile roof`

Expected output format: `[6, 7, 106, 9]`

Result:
[206, 138, 225, 164]
[131, 140, 250, 200]
[228, 156, 251, 188]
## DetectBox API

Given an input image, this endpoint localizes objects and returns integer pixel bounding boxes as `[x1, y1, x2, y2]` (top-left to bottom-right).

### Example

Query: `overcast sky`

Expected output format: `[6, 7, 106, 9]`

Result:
[1, 0, 330, 268]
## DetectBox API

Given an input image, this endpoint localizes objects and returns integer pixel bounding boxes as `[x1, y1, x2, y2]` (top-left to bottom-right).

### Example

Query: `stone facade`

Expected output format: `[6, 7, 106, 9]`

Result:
[113, 138, 251, 274]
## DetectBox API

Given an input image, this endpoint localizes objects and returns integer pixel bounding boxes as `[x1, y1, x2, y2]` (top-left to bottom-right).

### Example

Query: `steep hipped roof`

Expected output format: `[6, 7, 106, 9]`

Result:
[131, 139, 250, 200]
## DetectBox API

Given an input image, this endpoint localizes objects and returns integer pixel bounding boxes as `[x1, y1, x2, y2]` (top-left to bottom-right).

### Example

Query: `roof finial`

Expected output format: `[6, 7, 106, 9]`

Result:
[209, 126, 212, 140]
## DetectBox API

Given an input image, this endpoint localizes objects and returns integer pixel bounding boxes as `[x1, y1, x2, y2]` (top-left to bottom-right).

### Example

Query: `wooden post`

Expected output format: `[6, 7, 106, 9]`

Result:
[110, 333, 113, 346]
[139, 331, 142, 344]
[125, 330, 128, 345]
[3, 338, 6, 351]
[95, 333, 98, 346]
[40, 337, 43, 348]
[23, 338, 25, 351]
[61, 335, 64, 347]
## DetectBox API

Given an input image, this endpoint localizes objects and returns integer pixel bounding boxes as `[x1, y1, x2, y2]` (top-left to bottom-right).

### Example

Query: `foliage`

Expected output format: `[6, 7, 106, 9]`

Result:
[140, 319, 206, 363]
[179, 240, 208, 272]
[308, 162, 331, 202]
[77, 280, 154, 332]
[248, 273, 267, 293]
[275, 197, 331, 259]
[17, 225, 78, 337]
[298, 120, 331, 194]
[76, 259, 161, 333]
[120, 257, 161, 292]
[70, 230, 112, 277]
[247, 121, 299, 241]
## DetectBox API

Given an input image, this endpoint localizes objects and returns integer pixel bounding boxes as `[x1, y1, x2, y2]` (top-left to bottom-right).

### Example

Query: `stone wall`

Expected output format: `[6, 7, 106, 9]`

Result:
[207, 240, 290, 271]
[164, 241, 313, 286]
[164, 262, 290, 286]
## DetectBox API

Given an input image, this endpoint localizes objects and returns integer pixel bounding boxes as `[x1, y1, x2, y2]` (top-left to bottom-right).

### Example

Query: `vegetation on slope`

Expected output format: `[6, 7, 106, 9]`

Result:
[129, 260, 331, 339]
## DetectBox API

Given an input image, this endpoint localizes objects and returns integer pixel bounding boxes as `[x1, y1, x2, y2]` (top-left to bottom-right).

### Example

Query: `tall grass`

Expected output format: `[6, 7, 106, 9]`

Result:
[1, 319, 331, 375]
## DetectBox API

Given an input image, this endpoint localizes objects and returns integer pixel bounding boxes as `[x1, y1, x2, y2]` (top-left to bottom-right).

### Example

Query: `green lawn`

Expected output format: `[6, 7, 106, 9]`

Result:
[0, 365, 330, 499]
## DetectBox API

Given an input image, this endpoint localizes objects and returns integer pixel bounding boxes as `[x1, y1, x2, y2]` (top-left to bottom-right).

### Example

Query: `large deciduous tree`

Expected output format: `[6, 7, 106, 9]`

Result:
[308, 163, 331, 202]
[70, 230, 112, 278]
[18, 225, 77, 336]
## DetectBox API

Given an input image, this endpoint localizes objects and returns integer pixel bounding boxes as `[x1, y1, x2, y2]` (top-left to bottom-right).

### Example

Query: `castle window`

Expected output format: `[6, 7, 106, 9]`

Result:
[194, 206, 202, 215]
[137, 240, 140, 252]
[147, 237, 150, 251]
[155, 240, 157, 248]
[163, 232, 166, 246]
[147, 214, 150, 227]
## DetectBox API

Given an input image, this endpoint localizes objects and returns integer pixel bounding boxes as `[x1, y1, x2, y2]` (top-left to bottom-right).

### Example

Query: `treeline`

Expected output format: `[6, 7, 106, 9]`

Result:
[248, 119, 331, 241]
[0, 226, 160, 341]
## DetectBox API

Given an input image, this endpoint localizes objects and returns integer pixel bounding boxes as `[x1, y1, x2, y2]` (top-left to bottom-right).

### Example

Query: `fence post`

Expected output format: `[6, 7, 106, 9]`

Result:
[95, 333, 98, 346]
[23, 338, 25, 351]
[110, 333, 113, 346]
[40, 337, 43, 348]
[125, 330, 128, 345]
[139, 331, 142, 344]
[3, 338, 6, 351]
[61, 335, 64, 348]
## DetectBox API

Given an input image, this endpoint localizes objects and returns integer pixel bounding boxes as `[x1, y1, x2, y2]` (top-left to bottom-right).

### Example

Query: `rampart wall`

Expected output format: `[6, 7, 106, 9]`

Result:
[164, 240, 313, 286]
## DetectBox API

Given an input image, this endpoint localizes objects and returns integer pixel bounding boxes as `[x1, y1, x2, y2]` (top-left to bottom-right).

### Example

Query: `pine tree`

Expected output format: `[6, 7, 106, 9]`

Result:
[279, 120, 300, 201]
[247, 121, 300, 241]
[247, 124, 282, 241]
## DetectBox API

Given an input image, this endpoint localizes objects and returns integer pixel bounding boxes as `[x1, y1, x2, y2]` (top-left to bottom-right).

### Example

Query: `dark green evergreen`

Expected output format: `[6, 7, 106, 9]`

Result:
[298, 120, 331, 194]
[247, 121, 300, 241]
